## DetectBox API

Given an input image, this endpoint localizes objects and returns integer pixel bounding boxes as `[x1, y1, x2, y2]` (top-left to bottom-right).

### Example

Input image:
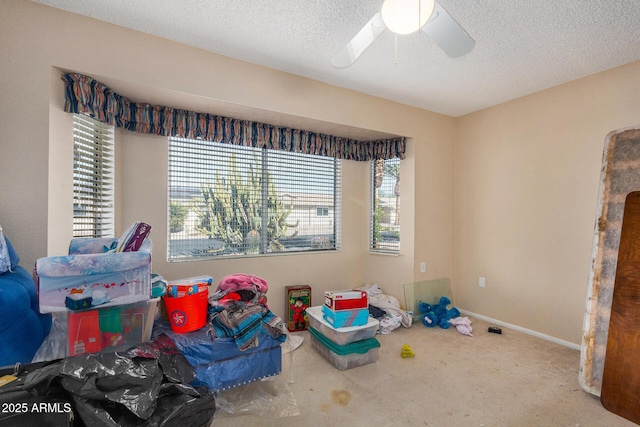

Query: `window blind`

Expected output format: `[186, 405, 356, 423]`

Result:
[73, 114, 115, 238]
[371, 158, 400, 253]
[168, 137, 341, 260]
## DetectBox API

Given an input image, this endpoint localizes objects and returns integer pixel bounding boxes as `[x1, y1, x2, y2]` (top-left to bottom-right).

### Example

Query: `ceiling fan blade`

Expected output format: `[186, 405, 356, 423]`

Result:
[422, 2, 475, 58]
[331, 12, 386, 68]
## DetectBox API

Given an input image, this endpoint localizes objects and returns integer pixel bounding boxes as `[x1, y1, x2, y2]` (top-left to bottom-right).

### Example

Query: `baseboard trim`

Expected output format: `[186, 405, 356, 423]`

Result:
[458, 309, 581, 351]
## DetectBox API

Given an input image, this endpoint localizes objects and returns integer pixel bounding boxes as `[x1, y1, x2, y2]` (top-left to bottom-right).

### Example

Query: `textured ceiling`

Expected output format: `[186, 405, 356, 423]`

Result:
[34, 0, 640, 117]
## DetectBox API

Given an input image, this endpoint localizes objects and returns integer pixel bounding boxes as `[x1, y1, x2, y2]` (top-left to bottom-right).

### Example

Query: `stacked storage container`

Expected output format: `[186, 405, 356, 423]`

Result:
[34, 235, 157, 359]
[306, 290, 380, 370]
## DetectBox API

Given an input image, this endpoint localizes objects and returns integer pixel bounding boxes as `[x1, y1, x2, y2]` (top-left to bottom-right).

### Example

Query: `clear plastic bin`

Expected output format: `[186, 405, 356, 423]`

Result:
[308, 327, 380, 370]
[34, 298, 158, 360]
[306, 305, 378, 345]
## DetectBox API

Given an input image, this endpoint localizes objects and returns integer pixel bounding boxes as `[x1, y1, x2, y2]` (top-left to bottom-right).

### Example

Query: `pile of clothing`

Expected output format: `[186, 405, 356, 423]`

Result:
[208, 274, 288, 351]
[356, 283, 413, 334]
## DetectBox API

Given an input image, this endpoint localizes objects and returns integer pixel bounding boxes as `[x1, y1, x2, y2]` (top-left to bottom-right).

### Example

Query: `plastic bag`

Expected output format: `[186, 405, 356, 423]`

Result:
[214, 330, 301, 419]
[31, 312, 69, 363]
[153, 321, 300, 419]
[5, 334, 216, 427]
[0, 225, 12, 273]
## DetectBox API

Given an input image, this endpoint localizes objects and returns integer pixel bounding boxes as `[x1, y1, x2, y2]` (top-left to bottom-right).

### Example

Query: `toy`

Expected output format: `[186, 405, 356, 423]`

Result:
[290, 298, 308, 330]
[418, 296, 460, 329]
[400, 344, 415, 358]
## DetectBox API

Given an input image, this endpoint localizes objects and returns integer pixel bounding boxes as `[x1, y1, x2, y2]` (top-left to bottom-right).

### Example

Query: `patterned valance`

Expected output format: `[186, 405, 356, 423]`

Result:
[62, 73, 406, 161]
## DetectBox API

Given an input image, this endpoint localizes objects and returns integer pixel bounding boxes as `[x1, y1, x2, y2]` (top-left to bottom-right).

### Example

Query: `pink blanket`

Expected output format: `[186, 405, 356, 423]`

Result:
[216, 274, 269, 293]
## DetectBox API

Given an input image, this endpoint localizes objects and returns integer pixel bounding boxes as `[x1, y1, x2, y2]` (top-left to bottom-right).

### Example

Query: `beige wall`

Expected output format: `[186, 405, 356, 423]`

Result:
[1, 0, 454, 321]
[454, 60, 640, 344]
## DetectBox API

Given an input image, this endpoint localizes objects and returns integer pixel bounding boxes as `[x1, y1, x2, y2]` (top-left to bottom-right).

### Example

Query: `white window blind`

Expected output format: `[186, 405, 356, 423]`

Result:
[73, 114, 115, 238]
[371, 158, 400, 253]
[168, 137, 341, 260]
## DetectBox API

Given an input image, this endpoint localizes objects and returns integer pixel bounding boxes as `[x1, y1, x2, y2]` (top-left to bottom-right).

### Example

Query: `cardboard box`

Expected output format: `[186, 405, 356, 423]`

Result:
[286, 285, 311, 331]
[324, 290, 368, 311]
[191, 338, 282, 392]
[321, 305, 369, 328]
[158, 324, 283, 392]
[306, 306, 379, 345]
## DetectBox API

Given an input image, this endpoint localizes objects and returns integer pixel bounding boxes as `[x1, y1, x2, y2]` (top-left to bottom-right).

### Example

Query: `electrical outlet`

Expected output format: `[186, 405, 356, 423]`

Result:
[479, 277, 486, 288]
[420, 262, 426, 273]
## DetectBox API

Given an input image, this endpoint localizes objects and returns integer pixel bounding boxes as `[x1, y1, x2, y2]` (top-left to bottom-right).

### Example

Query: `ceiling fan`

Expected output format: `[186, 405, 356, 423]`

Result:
[331, 0, 475, 68]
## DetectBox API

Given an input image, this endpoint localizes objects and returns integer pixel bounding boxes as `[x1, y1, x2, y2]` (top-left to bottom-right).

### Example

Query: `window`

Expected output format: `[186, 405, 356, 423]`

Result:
[73, 114, 115, 238]
[316, 207, 329, 217]
[370, 158, 400, 253]
[168, 137, 341, 260]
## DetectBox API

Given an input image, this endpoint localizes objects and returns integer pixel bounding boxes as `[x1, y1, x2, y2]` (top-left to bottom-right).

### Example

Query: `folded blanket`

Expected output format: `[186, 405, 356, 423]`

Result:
[209, 304, 287, 351]
[217, 305, 264, 351]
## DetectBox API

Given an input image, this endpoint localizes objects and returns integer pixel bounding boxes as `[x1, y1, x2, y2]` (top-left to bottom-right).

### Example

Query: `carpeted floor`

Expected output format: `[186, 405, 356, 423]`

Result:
[210, 316, 636, 426]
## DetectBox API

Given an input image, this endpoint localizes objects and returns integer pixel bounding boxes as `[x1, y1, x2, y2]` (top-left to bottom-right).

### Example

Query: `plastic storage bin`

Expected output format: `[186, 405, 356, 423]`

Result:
[321, 305, 369, 328]
[306, 305, 379, 345]
[35, 237, 152, 313]
[67, 298, 157, 356]
[309, 327, 380, 370]
[34, 298, 158, 359]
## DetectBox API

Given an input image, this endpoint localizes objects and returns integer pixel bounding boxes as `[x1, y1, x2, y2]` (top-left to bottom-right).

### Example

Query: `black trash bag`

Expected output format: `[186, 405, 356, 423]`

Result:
[0, 362, 74, 427]
[58, 353, 164, 420]
[140, 383, 216, 427]
[69, 384, 215, 427]
[127, 333, 195, 385]
[0, 362, 62, 401]
[66, 369, 215, 426]
[5, 333, 215, 427]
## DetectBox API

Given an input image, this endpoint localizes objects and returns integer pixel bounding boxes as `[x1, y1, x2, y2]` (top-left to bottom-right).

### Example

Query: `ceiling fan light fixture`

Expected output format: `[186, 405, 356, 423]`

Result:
[381, 0, 436, 35]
